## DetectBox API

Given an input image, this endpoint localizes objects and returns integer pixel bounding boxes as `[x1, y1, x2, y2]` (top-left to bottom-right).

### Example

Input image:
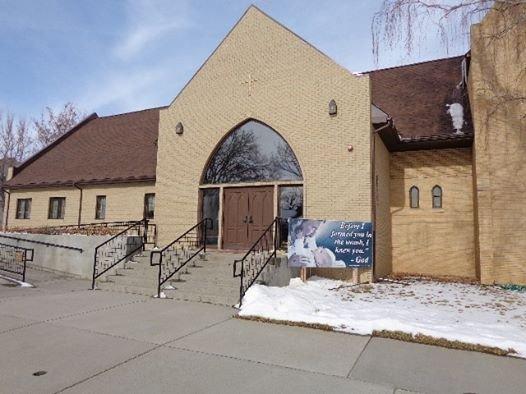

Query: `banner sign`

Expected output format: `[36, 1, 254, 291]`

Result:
[287, 219, 373, 268]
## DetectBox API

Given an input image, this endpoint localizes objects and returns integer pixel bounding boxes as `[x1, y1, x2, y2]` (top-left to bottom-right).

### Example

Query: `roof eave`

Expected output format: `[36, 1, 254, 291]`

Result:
[5, 176, 156, 190]
[11, 113, 99, 179]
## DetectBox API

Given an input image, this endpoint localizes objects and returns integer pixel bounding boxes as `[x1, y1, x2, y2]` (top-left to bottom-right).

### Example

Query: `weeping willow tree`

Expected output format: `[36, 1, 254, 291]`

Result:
[371, 0, 526, 118]
[371, 1, 525, 61]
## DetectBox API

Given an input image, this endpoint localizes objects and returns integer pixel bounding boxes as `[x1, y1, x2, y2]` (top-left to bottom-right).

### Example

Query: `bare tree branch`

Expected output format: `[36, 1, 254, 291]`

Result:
[370, 0, 525, 64]
[33, 102, 84, 150]
[0, 110, 32, 210]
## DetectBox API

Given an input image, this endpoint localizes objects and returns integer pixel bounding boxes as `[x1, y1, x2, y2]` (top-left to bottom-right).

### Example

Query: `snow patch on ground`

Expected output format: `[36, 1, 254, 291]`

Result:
[239, 277, 526, 358]
[0, 273, 34, 288]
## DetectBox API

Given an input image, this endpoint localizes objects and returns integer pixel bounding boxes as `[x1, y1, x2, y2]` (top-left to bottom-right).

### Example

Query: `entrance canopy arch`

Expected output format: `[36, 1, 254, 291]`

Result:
[201, 119, 303, 185]
[200, 119, 304, 249]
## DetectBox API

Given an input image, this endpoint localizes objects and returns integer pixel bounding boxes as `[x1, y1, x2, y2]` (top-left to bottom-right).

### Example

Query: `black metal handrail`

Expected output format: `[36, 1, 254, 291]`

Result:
[150, 218, 211, 298]
[34, 220, 137, 230]
[0, 233, 83, 253]
[12, 220, 157, 244]
[0, 242, 34, 282]
[233, 217, 283, 306]
[91, 219, 149, 289]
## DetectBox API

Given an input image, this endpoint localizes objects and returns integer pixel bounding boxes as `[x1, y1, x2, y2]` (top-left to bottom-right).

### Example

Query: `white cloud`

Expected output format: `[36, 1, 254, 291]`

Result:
[114, 0, 192, 60]
[77, 65, 169, 113]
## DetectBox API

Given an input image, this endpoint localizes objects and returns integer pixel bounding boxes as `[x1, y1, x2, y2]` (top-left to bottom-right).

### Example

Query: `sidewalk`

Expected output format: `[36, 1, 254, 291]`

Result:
[1, 272, 525, 393]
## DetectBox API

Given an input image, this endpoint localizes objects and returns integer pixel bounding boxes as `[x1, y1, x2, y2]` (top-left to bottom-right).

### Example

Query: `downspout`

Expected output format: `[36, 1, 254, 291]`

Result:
[2, 188, 10, 230]
[73, 183, 83, 227]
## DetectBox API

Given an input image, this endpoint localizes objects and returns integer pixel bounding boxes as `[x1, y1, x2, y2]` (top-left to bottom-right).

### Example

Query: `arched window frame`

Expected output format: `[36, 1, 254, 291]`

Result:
[432, 185, 443, 209]
[409, 186, 419, 209]
[200, 119, 303, 185]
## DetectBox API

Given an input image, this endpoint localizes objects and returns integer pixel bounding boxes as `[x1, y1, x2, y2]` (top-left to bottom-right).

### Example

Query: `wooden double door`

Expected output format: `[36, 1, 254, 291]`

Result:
[223, 186, 274, 249]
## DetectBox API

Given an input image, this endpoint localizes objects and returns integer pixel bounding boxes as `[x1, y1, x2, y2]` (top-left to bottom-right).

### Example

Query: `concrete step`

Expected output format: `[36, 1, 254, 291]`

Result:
[116, 263, 156, 275]
[178, 267, 234, 278]
[129, 255, 153, 264]
[96, 251, 247, 303]
[106, 274, 158, 287]
[162, 289, 238, 306]
[165, 279, 238, 294]
[169, 276, 236, 288]
[96, 281, 156, 297]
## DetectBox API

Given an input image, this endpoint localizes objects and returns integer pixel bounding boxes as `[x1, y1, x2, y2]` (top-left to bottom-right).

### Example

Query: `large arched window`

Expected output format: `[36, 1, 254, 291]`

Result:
[409, 186, 419, 208]
[202, 120, 302, 184]
[432, 185, 443, 208]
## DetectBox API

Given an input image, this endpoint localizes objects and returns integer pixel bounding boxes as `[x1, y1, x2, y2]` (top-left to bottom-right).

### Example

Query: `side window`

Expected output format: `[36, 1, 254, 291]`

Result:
[16, 198, 32, 219]
[95, 195, 106, 220]
[409, 186, 419, 209]
[144, 193, 155, 219]
[48, 197, 66, 219]
[432, 185, 443, 209]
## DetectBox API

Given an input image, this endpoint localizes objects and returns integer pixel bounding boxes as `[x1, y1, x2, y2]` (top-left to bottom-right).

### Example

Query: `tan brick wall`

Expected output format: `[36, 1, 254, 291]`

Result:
[7, 187, 80, 228]
[374, 134, 392, 277]
[6, 182, 155, 229]
[81, 183, 155, 223]
[390, 148, 476, 278]
[470, 4, 526, 284]
[155, 7, 372, 245]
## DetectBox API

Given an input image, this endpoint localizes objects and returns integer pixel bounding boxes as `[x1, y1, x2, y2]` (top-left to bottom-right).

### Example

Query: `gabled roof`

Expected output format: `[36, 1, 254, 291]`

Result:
[368, 55, 474, 151]
[6, 107, 164, 189]
[168, 5, 358, 107]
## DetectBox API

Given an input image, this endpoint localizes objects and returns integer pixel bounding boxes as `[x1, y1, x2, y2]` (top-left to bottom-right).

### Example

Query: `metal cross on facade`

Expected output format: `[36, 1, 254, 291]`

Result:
[241, 74, 258, 96]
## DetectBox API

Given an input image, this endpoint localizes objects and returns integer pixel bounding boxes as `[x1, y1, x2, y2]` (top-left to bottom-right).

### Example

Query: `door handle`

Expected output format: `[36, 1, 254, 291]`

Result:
[248, 216, 253, 224]
[243, 216, 248, 224]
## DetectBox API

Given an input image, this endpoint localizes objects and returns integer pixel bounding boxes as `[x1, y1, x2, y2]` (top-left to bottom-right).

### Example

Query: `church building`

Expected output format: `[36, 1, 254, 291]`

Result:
[3, 6, 525, 285]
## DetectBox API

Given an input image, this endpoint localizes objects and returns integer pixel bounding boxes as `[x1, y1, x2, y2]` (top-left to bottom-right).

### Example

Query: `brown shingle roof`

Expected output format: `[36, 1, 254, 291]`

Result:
[368, 55, 473, 140]
[6, 107, 164, 189]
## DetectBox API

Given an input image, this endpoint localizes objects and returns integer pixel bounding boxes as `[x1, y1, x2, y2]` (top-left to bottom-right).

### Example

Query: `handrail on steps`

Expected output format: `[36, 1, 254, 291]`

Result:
[0, 233, 83, 253]
[233, 217, 283, 306]
[91, 219, 150, 289]
[0, 242, 34, 282]
[150, 218, 211, 298]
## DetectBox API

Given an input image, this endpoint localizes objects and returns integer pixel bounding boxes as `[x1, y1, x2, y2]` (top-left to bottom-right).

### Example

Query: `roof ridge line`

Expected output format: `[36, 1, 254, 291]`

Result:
[363, 53, 467, 74]
[11, 113, 99, 178]
[98, 105, 168, 119]
[168, 5, 363, 107]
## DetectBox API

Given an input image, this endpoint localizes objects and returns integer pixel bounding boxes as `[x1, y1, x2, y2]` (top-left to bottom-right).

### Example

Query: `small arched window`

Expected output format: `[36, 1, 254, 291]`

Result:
[432, 185, 443, 209]
[409, 186, 419, 208]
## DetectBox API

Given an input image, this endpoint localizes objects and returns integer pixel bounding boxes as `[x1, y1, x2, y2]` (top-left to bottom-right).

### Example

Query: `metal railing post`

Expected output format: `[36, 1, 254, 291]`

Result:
[143, 219, 148, 248]
[203, 219, 208, 254]
[92, 249, 97, 289]
[157, 254, 162, 298]
[22, 250, 27, 283]
[274, 219, 278, 251]
[239, 260, 244, 306]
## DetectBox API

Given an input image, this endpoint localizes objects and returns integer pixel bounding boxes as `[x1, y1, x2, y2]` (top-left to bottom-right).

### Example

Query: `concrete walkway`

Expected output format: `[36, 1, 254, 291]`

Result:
[1, 270, 525, 394]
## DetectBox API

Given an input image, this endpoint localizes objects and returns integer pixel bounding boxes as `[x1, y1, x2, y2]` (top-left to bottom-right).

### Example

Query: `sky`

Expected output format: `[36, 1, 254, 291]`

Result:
[0, 0, 472, 120]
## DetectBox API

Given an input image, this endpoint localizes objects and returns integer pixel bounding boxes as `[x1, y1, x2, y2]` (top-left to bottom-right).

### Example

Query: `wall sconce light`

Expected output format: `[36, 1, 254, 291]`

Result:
[175, 122, 184, 135]
[329, 99, 337, 116]
[347, 144, 354, 152]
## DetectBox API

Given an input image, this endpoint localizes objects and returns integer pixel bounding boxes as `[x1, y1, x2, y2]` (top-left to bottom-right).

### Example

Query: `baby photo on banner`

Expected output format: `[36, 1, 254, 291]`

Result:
[287, 218, 373, 268]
